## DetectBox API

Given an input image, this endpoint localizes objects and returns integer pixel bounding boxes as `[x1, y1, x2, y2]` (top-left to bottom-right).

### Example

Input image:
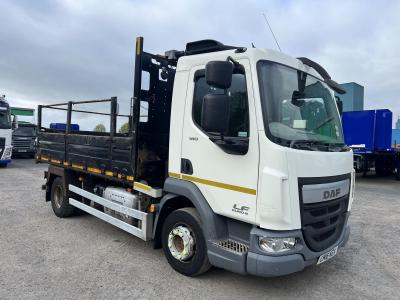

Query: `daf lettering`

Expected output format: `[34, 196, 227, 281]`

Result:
[323, 188, 341, 200]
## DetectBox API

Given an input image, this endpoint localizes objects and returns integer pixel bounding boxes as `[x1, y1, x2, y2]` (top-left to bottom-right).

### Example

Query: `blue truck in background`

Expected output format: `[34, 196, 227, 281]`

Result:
[342, 109, 400, 180]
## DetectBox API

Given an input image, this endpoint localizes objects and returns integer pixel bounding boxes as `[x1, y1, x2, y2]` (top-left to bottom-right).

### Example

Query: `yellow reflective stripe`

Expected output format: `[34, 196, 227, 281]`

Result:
[127, 175, 134, 181]
[168, 172, 181, 179]
[105, 171, 113, 176]
[72, 164, 84, 170]
[41, 156, 49, 161]
[181, 174, 257, 195]
[136, 37, 141, 55]
[51, 159, 61, 164]
[134, 182, 152, 192]
[63, 162, 70, 166]
[87, 167, 101, 174]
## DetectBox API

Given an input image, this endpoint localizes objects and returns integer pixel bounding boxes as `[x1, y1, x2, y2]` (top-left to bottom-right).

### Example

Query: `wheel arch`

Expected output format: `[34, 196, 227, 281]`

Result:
[152, 177, 227, 249]
[45, 165, 79, 201]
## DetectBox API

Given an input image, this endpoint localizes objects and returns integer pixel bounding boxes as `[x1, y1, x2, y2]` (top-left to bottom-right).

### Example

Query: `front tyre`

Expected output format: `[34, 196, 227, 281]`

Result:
[161, 207, 211, 277]
[51, 177, 75, 218]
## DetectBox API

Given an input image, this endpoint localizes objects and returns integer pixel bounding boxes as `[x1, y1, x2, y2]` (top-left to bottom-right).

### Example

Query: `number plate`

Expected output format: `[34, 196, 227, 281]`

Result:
[317, 246, 338, 265]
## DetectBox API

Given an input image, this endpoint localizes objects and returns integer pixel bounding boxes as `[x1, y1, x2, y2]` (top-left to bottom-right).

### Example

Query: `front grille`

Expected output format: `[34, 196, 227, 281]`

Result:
[301, 196, 348, 252]
[12, 139, 32, 149]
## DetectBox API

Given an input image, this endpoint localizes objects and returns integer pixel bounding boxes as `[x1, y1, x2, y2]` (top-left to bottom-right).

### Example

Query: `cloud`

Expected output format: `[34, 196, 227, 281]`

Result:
[0, 0, 399, 127]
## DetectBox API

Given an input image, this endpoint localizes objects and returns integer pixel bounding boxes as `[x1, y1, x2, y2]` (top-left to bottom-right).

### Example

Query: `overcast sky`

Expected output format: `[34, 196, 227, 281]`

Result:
[1, 0, 399, 128]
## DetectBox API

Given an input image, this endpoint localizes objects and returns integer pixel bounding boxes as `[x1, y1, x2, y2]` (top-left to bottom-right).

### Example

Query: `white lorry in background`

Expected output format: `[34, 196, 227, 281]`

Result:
[37, 37, 354, 277]
[0, 95, 17, 167]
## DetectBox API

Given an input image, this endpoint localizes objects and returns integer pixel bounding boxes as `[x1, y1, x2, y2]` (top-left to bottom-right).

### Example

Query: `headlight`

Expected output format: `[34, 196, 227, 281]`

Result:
[259, 237, 296, 253]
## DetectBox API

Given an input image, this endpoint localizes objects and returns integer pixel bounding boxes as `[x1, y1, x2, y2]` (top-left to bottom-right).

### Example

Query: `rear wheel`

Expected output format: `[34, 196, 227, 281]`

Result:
[51, 177, 75, 218]
[161, 207, 211, 277]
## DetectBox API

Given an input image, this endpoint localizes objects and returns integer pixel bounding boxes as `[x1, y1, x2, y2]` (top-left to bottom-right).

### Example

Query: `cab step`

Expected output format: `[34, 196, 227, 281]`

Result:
[214, 239, 249, 254]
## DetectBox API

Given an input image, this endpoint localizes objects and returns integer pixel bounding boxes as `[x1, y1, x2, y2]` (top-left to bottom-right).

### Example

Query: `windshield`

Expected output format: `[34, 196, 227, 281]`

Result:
[258, 61, 344, 151]
[0, 107, 11, 129]
[13, 126, 36, 137]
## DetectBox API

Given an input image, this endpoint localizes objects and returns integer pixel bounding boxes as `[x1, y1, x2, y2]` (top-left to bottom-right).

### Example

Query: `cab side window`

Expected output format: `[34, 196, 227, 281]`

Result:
[192, 73, 249, 138]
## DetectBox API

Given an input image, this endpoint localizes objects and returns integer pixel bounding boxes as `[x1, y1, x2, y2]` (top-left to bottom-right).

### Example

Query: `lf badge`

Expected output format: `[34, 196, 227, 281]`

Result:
[232, 204, 249, 215]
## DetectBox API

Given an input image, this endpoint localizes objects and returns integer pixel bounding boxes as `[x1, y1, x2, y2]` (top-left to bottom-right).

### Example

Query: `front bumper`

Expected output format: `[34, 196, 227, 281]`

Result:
[0, 146, 12, 161]
[0, 159, 12, 165]
[12, 147, 35, 154]
[207, 217, 350, 277]
[246, 224, 350, 277]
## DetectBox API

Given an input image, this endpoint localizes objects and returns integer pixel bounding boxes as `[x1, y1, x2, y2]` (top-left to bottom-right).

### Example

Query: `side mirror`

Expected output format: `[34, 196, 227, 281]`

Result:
[12, 115, 18, 130]
[335, 96, 343, 116]
[205, 61, 233, 89]
[291, 90, 305, 107]
[201, 94, 230, 134]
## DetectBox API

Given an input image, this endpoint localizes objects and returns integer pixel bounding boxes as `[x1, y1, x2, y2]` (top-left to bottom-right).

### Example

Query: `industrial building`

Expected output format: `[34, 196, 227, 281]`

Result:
[395, 117, 400, 129]
[336, 82, 364, 112]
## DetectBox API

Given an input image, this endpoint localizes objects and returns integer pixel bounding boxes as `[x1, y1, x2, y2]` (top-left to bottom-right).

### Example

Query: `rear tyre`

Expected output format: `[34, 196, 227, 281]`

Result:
[51, 177, 75, 218]
[161, 207, 211, 277]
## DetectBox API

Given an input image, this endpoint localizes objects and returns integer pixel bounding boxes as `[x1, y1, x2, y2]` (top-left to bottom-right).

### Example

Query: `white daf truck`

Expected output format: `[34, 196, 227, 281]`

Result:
[37, 37, 354, 277]
[0, 95, 15, 167]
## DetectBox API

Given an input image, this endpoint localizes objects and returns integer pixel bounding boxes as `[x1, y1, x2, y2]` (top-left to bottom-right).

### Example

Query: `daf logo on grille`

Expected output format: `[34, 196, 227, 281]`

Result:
[323, 188, 341, 200]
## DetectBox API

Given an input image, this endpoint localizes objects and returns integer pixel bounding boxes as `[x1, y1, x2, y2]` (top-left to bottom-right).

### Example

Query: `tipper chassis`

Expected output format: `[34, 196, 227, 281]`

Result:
[38, 37, 354, 277]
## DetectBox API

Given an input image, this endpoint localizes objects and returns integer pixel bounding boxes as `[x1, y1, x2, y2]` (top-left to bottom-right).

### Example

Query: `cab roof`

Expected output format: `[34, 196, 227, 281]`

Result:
[170, 39, 345, 94]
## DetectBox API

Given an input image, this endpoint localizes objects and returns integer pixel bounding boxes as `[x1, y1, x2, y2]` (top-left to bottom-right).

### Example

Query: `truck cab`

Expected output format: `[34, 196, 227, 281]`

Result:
[37, 37, 354, 277]
[12, 123, 37, 158]
[0, 95, 14, 167]
[166, 44, 353, 276]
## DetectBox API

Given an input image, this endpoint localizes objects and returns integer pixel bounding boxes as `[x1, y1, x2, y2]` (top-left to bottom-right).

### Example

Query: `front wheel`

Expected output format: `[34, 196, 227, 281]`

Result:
[161, 207, 211, 277]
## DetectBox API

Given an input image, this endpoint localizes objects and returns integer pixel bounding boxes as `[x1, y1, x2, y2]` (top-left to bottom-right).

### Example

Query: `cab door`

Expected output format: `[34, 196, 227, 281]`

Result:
[180, 59, 259, 223]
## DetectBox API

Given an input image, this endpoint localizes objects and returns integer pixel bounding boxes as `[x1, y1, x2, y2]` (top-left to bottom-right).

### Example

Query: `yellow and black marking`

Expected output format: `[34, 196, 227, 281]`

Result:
[38, 155, 160, 196]
[71, 163, 84, 170]
[133, 181, 162, 198]
[87, 167, 102, 174]
[169, 172, 257, 195]
[133, 181, 152, 192]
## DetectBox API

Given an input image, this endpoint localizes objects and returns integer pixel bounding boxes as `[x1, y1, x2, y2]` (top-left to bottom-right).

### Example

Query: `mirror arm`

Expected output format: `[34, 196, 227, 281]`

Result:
[227, 56, 239, 66]
[227, 56, 245, 73]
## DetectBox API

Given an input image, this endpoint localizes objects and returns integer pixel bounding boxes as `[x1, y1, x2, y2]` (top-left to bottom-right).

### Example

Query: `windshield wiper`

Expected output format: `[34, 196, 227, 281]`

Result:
[289, 140, 321, 150]
[327, 143, 351, 152]
[290, 140, 348, 152]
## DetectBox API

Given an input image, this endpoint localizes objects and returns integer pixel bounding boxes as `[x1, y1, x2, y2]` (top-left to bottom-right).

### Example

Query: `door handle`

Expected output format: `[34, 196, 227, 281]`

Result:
[181, 158, 193, 175]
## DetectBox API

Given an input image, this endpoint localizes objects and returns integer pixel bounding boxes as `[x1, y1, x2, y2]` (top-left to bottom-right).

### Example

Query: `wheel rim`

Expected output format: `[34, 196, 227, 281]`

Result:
[54, 186, 63, 209]
[168, 225, 195, 261]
